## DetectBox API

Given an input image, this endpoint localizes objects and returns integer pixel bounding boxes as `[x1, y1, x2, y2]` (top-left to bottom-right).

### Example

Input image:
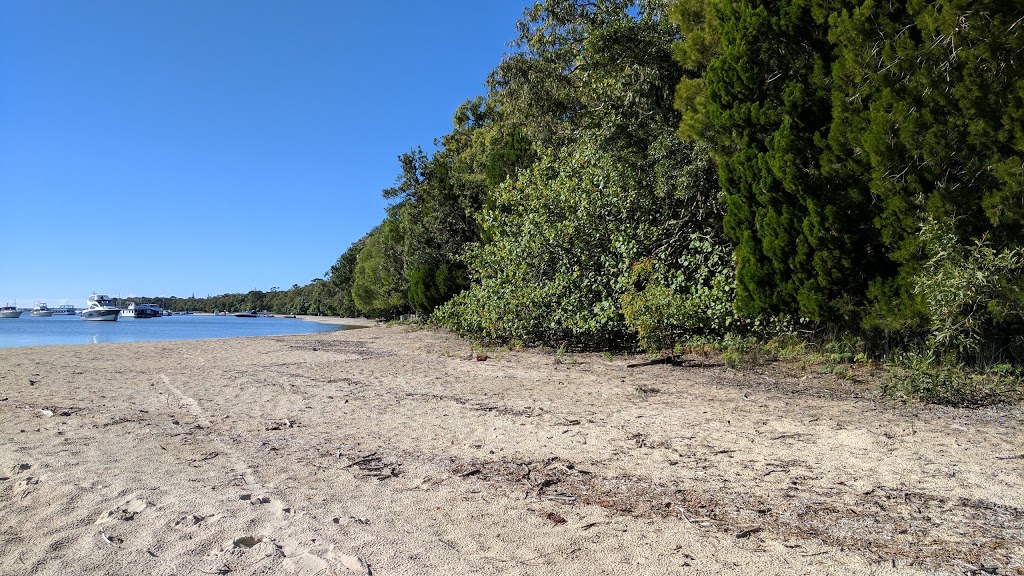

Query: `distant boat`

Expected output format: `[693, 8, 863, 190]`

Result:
[81, 294, 120, 321]
[234, 310, 258, 318]
[0, 302, 22, 319]
[52, 305, 77, 315]
[162, 309, 172, 316]
[30, 302, 54, 317]
[121, 302, 162, 318]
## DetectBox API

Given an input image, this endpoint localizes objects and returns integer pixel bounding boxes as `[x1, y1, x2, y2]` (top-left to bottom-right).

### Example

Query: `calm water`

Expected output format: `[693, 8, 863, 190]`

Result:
[0, 313, 350, 348]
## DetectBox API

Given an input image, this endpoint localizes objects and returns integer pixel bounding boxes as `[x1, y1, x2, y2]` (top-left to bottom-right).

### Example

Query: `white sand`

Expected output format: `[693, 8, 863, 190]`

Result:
[1, 326, 1021, 575]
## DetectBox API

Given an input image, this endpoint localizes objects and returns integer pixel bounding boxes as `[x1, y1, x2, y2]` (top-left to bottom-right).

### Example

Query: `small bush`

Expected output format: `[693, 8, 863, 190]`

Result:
[915, 217, 1024, 363]
[879, 351, 1022, 406]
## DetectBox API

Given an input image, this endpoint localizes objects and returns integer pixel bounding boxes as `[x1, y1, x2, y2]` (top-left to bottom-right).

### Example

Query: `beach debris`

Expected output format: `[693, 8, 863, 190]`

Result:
[735, 526, 763, 539]
[342, 451, 402, 480]
[475, 353, 488, 361]
[98, 528, 122, 546]
[265, 419, 297, 431]
[343, 452, 379, 468]
[190, 452, 221, 467]
[544, 511, 567, 525]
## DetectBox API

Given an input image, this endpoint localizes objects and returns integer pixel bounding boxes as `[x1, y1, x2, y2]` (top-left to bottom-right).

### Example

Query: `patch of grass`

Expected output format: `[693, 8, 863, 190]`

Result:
[879, 352, 1023, 406]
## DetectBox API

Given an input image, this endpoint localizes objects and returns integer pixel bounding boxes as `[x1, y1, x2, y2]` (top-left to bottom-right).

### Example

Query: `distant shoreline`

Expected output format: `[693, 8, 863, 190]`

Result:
[295, 314, 378, 328]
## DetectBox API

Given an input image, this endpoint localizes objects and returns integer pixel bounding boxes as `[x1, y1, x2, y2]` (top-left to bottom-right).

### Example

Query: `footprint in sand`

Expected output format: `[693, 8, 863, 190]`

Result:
[173, 512, 223, 529]
[95, 498, 151, 524]
[14, 476, 39, 498]
[239, 493, 271, 504]
[238, 494, 295, 518]
[278, 542, 369, 574]
[11, 463, 32, 475]
[232, 535, 263, 549]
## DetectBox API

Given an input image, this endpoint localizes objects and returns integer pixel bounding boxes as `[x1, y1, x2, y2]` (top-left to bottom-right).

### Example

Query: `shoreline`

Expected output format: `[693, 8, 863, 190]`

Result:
[1, 325, 1020, 575]
[295, 314, 379, 328]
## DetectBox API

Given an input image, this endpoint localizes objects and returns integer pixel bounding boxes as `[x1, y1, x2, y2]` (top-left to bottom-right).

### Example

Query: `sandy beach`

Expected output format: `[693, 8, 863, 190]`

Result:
[1, 325, 1021, 575]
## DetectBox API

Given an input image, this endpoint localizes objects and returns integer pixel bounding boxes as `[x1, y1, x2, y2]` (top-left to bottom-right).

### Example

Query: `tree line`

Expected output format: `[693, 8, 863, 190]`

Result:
[171, 1, 1024, 385]
[119, 244, 362, 316]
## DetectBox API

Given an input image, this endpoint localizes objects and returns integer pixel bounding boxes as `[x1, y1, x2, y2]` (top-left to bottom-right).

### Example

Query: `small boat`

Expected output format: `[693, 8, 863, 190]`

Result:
[81, 293, 120, 321]
[162, 309, 173, 316]
[234, 310, 259, 317]
[121, 302, 163, 318]
[0, 302, 22, 318]
[30, 302, 54, 317]
[52, 305, 78, 315]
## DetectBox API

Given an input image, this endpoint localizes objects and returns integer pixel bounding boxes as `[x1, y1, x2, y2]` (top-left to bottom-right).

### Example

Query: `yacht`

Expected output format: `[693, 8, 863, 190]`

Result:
[0, 303, 22, 318]
[81, 294, 120, 321]
[121, 302, 162, 318]
[30, 302, 54, 317]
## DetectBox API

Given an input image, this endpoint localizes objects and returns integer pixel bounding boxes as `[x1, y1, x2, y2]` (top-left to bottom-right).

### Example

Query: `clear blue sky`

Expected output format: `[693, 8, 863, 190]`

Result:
[1, 0, 533, 307]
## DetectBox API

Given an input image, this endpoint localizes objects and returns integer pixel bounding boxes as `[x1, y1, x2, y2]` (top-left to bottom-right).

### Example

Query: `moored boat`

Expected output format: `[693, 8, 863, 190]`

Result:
[234, 310, 258, 317]
[121, 302, 163, 318]
[30, 302, 54, 317]
[0, 303, 22, 318]
[81, 294, 120, 321]
[52, 305, 78, 315]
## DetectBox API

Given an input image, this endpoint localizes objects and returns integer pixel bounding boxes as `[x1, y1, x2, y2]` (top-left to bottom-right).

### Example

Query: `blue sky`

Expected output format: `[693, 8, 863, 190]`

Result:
[1, 1, 533, 307]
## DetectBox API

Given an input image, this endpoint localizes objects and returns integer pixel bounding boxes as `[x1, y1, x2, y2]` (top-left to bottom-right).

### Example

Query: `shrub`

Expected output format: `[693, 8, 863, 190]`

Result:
[914, 217, 1024, 363]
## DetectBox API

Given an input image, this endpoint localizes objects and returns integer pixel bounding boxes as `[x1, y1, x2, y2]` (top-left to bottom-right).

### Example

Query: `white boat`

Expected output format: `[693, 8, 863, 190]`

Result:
[30, 302, 54, 317]
[0, 302, 22, 318]
[81, 294, 120, 321]
[121, 302, 162, 318]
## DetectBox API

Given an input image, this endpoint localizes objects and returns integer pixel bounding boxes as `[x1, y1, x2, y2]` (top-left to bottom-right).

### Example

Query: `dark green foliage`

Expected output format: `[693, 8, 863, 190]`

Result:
[827, 0, 1024, 332]
[407, 263, 468, 316]
[674, 0, 1024, 361]
[351, 211, 409, 318]
[323, 238, 365, 317]
[675, 0, 874, 324]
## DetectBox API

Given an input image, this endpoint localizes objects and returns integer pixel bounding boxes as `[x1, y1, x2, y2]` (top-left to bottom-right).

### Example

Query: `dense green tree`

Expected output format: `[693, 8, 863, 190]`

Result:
[351, 210, 409, 318]
[826, 0, 1024, 332]
[437, 0, 726, 347]
[673, 0, 1024, 354]
[323, 237, 365, 316]
[376, 96, 535, 317]
[674, 0, 877, 324]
